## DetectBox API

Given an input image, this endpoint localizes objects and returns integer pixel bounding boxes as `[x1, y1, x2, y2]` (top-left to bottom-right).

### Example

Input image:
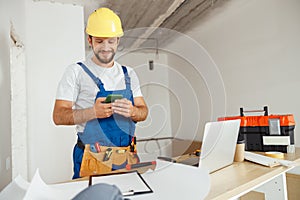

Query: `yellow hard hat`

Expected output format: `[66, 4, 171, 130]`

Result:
[86, 7, 124, 37]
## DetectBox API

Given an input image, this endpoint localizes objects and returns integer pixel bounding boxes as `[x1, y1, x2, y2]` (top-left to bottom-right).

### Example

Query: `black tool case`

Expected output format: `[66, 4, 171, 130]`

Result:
[219, 106, 295, 152]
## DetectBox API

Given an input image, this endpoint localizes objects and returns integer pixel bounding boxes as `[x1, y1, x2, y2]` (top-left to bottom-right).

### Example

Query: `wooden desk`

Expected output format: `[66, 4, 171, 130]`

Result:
[177, 148, 300, 200]
[71, 149, 300, 200]
[207, 161, 291, 199]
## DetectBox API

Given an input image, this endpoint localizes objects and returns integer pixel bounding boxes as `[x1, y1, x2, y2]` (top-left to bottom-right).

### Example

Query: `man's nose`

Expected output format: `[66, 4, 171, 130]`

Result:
[101, 40, 111, 50]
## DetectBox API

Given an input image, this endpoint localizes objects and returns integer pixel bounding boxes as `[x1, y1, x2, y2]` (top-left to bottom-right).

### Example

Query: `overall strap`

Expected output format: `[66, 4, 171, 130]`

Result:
[121, 66, 131, 89]
[77, 62, 104, 89]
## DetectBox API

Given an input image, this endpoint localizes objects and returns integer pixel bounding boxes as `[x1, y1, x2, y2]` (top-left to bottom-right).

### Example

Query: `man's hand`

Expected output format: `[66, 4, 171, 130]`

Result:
[94, 97, 113, 118]
[111, 98, 133, 118]
[53, 97, 147, 125]
[53, 98, 113, 126]
[112, 97, 148, 122]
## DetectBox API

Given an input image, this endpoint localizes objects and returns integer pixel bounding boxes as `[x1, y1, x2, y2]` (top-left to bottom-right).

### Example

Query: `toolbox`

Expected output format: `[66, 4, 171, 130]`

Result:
[218, 106, 295, 152]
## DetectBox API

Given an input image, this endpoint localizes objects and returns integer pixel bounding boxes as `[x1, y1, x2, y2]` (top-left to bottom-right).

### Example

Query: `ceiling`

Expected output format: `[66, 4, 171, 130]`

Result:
[36, 0, 222, 49]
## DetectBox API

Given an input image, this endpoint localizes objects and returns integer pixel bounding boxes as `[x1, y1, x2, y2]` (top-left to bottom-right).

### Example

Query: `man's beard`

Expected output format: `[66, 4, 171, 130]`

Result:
[94, 49, 115, 64]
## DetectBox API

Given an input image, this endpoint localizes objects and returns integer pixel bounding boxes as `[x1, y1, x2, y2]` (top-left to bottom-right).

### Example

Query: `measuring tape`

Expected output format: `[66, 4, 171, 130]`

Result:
[264, 151, 284, 159]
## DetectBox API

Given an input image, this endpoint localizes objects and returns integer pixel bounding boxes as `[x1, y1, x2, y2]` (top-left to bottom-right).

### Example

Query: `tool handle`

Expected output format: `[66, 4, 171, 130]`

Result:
[103, 148, 112, 161]
[126, 161, 156, 170]
[95, 142, 101, 153]
[240, 106, 268, 116]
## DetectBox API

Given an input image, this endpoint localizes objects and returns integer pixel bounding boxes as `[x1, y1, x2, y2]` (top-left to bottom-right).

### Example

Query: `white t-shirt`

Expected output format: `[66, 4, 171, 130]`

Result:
[55, 57, 143, 132]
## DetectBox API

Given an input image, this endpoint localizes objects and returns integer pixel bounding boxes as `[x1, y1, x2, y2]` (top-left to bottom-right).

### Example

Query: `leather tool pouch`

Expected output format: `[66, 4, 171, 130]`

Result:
[80, 144, 139, 177]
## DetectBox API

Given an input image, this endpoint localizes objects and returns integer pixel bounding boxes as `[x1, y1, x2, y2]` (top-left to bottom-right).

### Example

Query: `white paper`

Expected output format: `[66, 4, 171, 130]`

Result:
[0, 175, 29, 200]
[131, 160, 210, 200]
[1, 162, 210, 200]
[23, 169, 88, 200]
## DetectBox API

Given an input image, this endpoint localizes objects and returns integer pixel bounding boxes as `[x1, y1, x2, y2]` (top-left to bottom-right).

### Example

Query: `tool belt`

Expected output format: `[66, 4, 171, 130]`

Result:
[80, 144, 139, 177]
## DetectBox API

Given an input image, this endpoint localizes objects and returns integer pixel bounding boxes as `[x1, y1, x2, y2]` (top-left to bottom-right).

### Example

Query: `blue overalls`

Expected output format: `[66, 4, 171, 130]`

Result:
[72, 62, 136, 179]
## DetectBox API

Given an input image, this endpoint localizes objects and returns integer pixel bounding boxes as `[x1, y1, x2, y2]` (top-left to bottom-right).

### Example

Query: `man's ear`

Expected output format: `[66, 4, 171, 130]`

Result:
[117, 37, 120, 45]
[87, 35, 92, 46]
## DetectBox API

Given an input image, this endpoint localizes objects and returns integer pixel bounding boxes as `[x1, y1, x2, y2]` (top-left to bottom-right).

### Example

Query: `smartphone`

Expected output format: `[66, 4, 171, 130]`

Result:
[103, 94, 123, 103]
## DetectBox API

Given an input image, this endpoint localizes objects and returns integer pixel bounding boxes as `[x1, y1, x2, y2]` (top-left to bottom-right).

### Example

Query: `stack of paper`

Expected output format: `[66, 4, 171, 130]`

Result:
[0, 169, 89, 200]
[0, 160, 211, 200]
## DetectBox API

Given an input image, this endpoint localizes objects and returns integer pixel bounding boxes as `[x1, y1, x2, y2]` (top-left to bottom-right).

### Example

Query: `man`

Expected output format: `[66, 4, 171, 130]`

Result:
[53, 7, 148, 179]
[72, 183, 123, 200]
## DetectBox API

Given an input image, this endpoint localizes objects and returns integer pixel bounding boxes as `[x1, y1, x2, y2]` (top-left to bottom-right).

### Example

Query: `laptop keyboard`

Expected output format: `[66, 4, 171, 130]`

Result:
[179, 157, 199, 167]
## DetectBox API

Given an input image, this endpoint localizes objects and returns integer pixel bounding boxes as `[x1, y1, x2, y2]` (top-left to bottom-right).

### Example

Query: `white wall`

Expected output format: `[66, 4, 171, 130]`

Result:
[0, 0, 26, 190]
[25, 0, 84, 183]
[183, 0, 300, 146]
[164, 31, 227, 142]
[167, 48, 213, 142]
[116, 51, 173, 159]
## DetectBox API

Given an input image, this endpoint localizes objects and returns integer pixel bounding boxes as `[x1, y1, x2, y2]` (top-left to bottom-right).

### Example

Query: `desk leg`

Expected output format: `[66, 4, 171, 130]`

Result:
[254, 173, 288, 200]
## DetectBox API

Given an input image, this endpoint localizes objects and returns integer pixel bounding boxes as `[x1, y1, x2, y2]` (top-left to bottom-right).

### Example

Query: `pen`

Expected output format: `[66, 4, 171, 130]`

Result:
[123, 189, 134, 196]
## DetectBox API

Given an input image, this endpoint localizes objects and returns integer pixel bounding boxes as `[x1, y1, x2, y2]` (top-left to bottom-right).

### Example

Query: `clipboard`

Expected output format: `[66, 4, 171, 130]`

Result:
[89, 171, 153, 196]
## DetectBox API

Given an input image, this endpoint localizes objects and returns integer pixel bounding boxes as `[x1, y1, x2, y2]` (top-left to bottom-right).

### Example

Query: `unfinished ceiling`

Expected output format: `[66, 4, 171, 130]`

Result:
[103, 0, 222, 50]
[36, 0, 222, 49]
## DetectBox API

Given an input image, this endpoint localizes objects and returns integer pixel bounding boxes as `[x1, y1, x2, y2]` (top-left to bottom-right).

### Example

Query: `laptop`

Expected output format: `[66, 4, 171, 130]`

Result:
[180, 119, 241, 173]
